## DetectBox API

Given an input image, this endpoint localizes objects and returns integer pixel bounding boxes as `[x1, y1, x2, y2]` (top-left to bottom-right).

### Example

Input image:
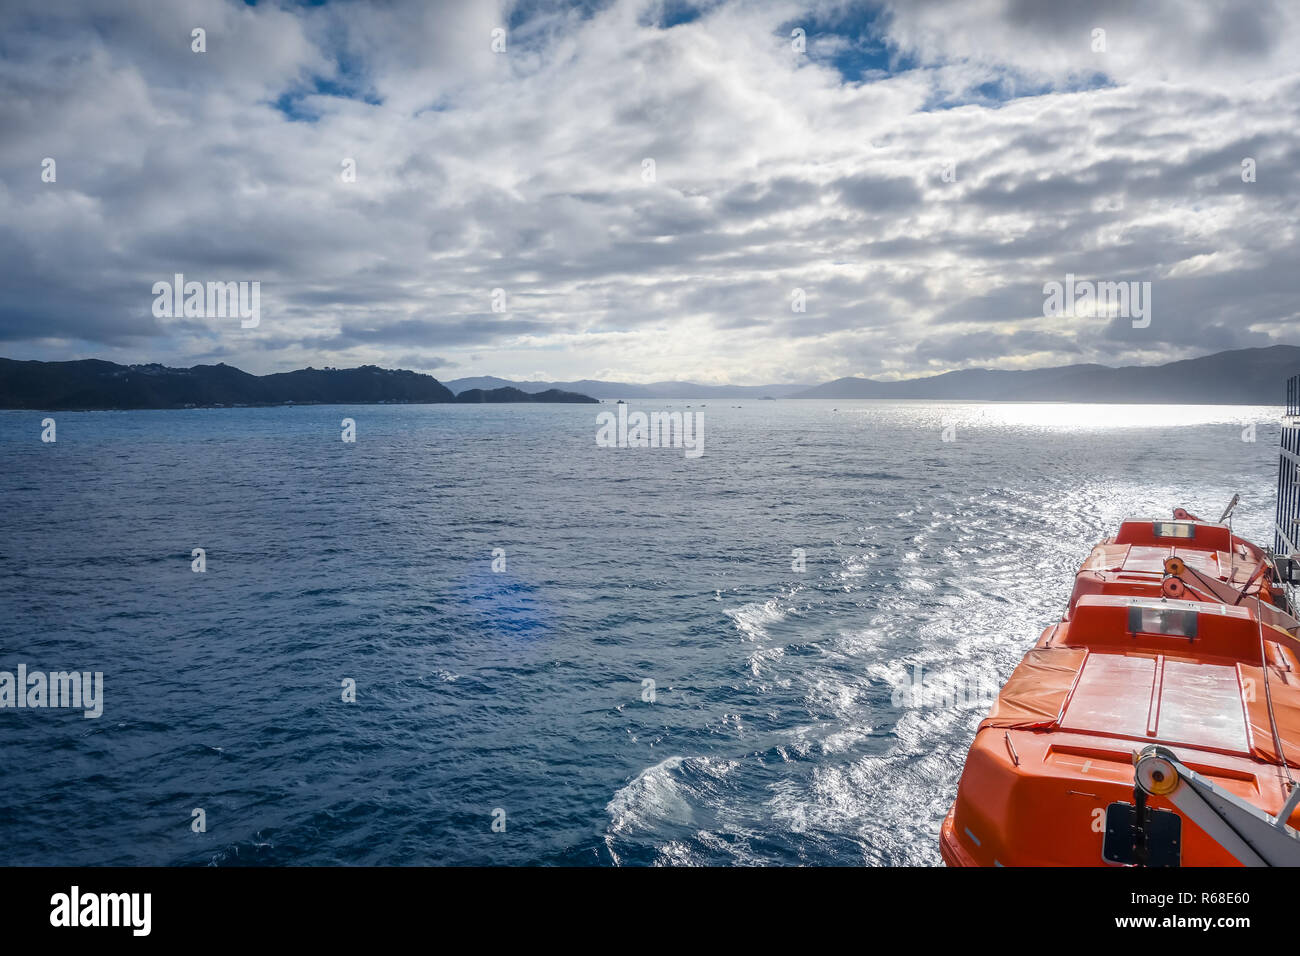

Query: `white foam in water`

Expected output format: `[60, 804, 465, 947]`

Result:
[605, 756, 695, 836]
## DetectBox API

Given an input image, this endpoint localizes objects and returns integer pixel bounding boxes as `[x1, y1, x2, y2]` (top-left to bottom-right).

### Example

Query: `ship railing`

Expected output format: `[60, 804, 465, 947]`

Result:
[1276, 373, 1300, 558]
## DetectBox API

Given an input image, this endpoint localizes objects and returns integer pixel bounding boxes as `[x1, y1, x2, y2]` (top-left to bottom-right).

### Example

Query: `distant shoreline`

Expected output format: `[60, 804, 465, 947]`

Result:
[0, 357, 598, 411]
[5, 344, 1300, 408]
[0, 400, 608, 412]
[3, 396, 1289, 412]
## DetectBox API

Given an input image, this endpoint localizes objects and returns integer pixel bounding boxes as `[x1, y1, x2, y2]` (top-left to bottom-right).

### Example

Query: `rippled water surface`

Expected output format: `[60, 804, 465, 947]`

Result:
[0, 401, 1282, 865]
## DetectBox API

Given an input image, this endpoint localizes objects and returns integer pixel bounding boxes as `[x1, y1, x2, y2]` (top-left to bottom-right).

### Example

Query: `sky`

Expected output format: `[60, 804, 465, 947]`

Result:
[2, 0, 1298, 385]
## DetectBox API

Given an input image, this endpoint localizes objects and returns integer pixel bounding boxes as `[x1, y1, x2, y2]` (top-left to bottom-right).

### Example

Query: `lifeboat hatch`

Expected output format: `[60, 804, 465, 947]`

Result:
[1102, 802, 1182, 867]
[1061, 653, 1251, 754]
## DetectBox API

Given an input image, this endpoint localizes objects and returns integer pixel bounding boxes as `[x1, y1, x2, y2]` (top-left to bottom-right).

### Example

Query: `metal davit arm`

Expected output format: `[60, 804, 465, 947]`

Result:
[1134, 746, 1300, 867]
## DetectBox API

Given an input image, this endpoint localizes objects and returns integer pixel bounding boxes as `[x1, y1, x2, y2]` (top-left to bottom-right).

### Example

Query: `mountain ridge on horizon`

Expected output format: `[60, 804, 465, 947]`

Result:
[447, 345, 1300, 404]
[0, 357, 597, 410]
[4, 345, 1300, 408]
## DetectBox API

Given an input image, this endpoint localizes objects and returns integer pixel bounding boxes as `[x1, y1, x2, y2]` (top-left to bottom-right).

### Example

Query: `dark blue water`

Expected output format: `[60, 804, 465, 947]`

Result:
[0, 401, 1281, 865]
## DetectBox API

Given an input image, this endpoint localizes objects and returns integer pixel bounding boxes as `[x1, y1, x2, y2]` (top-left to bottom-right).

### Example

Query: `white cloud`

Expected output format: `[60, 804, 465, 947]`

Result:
[0, 0, 1297, 384]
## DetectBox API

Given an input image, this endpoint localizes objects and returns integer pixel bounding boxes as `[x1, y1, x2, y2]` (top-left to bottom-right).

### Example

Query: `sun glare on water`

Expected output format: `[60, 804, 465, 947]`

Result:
[954, 403, 1278, 432]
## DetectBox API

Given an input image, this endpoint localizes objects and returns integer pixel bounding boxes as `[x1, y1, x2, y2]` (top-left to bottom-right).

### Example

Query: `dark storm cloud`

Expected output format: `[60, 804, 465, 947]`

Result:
[302, 316, 556, 351]
[717, 177, 822, 219]
[835, 173, 924, 214]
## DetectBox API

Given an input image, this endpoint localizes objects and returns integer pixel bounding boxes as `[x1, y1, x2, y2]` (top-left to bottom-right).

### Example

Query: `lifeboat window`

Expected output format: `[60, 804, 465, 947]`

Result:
[1127, 605, 1198, 638]
[1152, 521, 1195, 539]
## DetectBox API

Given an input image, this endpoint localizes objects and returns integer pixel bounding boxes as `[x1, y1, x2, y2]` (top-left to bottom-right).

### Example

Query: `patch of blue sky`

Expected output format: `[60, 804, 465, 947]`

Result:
[271, 50, 381, 121]
[641, 0, 714, 28]
[920, 70, 1113, 111]
[508, 0, 613, 31]
[776, 3, 915, 83]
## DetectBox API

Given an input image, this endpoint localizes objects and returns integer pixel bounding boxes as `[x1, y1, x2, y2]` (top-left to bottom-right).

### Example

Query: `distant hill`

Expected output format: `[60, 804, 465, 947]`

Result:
[455, 386, 598, 404]
[447, 347, 1300, 404]
[444, 375, 810, 399]
[792, 346, 1300, 404]
[0, 358, 602, 409]
[0, 358, 437, 409]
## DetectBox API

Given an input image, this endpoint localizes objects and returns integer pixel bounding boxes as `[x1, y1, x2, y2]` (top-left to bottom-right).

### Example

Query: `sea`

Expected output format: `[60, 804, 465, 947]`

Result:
[0, 400, 1282, 865]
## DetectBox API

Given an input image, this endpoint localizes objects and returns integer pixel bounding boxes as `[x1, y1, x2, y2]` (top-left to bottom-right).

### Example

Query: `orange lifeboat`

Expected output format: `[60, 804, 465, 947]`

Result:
[941, 513, 1300, 867]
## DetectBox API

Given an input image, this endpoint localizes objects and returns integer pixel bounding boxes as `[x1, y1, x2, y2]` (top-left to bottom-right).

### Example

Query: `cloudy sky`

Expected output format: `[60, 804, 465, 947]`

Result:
[2, 0, 1298, 384]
